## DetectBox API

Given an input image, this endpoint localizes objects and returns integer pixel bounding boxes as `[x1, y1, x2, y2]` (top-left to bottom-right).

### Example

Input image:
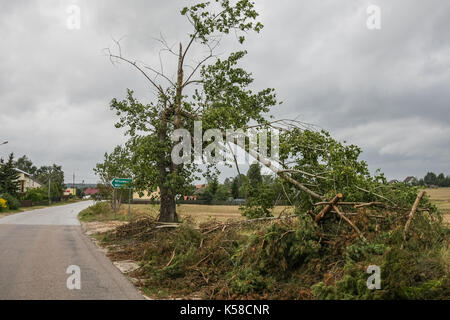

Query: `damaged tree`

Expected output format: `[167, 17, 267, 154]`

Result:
[106, 0, 279, 222]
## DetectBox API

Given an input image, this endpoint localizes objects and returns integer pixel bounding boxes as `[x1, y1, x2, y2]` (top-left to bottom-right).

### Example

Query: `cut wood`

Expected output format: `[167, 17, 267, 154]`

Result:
[403, 190, 426, 243]
[165, 249, 176, 267]
[332, 205, 365, 240]
[315, 193, 343, 223]
[354, 202, 386, 209]
[355, 186, 397, 206]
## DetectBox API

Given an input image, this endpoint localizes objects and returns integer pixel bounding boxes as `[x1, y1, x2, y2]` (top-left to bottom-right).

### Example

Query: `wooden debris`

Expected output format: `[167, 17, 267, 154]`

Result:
[315, 193, 343, 223]
[403, 190, 426, 243]
[332, 205, 365, 240]
[165, 249, 176, 267]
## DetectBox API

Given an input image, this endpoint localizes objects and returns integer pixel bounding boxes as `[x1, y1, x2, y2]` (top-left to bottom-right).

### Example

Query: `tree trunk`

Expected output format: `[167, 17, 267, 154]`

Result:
[159, 186, 178, 222]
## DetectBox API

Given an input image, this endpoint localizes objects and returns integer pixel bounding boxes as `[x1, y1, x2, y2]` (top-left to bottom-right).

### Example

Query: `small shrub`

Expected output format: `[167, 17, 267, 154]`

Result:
[0, 198, 7, 212]
[229, 268, 271, 294]
[0, 193, 20, 210]
[78, 202, 112, 221]
[23, 188, 46, 202]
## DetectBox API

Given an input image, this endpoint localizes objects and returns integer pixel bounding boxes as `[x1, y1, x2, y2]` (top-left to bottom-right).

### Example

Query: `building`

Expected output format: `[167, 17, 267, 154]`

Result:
[84, 188, 99, 196]
[133, 187, 160, 201]
[14, 168, 42, 194]
[64, 188, 76, 196]
[404, 176, 418, 186]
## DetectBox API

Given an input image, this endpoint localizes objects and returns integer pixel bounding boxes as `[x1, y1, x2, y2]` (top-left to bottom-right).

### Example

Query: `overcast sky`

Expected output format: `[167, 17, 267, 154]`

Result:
[0, 0, 449, 184]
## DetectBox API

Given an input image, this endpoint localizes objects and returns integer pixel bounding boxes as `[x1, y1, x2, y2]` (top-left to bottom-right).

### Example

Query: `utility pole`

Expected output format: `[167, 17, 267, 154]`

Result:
[73, 172, 75, 196]
[48, 177, 51, 205]
[48, 168, 53, 205]
[128, 187, 131, 218]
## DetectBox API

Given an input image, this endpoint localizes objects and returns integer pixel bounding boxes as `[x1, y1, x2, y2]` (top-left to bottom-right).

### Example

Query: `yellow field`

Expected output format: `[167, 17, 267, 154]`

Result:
[425, 188, 450, 224]
[117, 203, 295, 223]
[112, 189, 450, 225]
[178, 204, 295, 223]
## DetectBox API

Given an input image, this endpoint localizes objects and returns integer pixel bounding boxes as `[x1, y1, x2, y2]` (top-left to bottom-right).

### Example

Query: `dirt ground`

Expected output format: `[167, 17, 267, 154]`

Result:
[82, 220, 128, 235]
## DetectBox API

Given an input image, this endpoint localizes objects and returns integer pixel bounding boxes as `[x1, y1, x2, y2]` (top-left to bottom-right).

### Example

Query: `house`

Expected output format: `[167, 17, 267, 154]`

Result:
[14, 168, 42, 194]
[0, 163, 42, 194]
[193, 184, 208, 195]
[84, 188, 99, 196]
[404, 176, 418, 186]
[133, 187, 161, 201]
[64, 188, 76, 196]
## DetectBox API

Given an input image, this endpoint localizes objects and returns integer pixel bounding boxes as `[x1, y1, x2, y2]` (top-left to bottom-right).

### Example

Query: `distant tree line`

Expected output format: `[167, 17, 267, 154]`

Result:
[407, 172, 450, 187]
[422, 172, 450, 187]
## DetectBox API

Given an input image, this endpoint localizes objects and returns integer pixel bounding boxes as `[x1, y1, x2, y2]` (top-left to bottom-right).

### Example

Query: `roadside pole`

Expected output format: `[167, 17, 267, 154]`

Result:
[48, 177, 51, 205]
[110, 178, 133, 221]
[128, 187, 131, 219]
[114, 189, 117, 219]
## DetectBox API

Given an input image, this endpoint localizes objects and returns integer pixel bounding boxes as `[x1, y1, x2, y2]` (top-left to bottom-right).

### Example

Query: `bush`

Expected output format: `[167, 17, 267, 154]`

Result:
[0, 198, 7, 212]
[23, 188, 46, 202]
[0, 193, 20, 210]
[241, 185, 277, 218]
[78, 202, 112, 221]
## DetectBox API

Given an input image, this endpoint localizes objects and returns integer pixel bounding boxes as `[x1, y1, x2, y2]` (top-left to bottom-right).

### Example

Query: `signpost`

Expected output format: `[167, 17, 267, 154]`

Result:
[110, 178, 133, 219]
[111, 178, 133, 189]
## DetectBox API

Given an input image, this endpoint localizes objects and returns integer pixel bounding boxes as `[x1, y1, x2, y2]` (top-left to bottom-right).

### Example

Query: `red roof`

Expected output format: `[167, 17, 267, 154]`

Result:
[84, 188, 99, 195]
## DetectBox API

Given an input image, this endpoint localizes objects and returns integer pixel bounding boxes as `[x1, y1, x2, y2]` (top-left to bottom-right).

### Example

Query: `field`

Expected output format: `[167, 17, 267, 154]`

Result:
[425, 187, 450, 224]
[80, 202, 295, 224]
[81, 189, 450, 225]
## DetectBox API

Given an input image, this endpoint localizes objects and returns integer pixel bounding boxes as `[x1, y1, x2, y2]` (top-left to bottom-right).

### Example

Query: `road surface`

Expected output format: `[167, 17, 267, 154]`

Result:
[0, 201, 143, 299]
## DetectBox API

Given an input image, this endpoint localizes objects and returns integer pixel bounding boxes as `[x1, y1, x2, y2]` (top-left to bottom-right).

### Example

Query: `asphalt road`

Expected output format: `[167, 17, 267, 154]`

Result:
[0, 201, 143, 300]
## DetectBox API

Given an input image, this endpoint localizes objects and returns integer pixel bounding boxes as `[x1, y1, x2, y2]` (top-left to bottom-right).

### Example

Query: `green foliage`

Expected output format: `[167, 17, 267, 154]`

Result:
[241, 163, 281, 218]
[0, 193, 20, 210]
[214, 184, 231, 201]
[34, 164, 65, 196]
[0, 198, 7, 212]
[234, 214, 320, 277]
[78, 202, 112, 221]
[231, 177, 240, 199]
[181, 0, 263, 44]
[229, 268, 272, 294]
[94, 145, 133, 208]
[422, 171, 450, 187]
[241, 184, 277, 218]
[0, 153, 20, 196]
[23, 187, 46, 202]
[106, 0, 279, 222]
[14, 155, 37, 176]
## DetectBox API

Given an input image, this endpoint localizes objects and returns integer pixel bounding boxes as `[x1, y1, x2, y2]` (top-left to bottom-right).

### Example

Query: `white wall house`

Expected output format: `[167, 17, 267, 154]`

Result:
[14, 168, 42, 193]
